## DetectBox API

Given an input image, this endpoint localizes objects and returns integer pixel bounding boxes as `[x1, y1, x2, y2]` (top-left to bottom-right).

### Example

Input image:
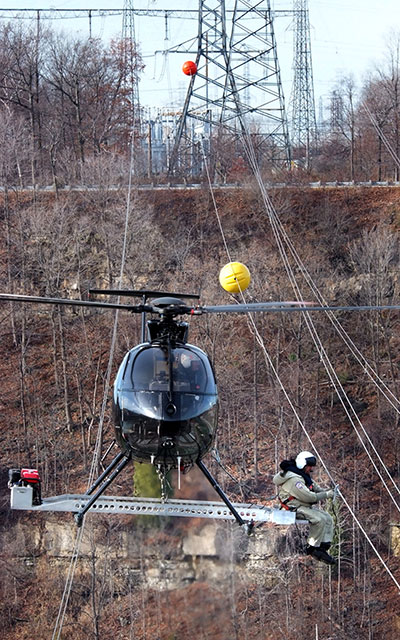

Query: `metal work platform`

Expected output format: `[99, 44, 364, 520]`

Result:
[10, 485, 296, 525]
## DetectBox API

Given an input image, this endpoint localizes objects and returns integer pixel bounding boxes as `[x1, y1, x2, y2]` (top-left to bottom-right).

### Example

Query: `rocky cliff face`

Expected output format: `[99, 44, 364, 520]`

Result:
[5, 515, 294, 591]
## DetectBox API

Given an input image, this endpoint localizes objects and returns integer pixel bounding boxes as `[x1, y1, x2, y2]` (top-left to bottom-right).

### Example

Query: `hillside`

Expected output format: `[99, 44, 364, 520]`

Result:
[1, 184, 400, 639]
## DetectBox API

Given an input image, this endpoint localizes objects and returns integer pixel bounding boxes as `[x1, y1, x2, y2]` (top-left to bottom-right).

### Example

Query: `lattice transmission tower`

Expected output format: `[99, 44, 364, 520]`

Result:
[122, 1, 143, 173]
[169, 0, 291, 177]
[289, 0, 317, 167]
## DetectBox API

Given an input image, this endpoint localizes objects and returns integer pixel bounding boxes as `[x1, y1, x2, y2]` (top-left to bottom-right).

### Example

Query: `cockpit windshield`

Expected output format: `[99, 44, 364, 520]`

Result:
[113, 343, 218, 427]
[131, 346, 213, 394]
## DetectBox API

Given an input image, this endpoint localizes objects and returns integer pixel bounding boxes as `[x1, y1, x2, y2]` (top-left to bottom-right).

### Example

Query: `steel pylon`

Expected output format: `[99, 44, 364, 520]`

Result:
[289, 0, 317, 167]
[169, 0, 290, 177]
[122, 1, 144, 173]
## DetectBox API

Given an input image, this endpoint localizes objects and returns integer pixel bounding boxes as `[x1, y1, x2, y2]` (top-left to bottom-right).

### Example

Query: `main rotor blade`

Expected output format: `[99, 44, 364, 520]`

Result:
[3, 294, 400, 317]
[0, 293, 145, 312]
[196, 302, 400, 314]
[89, 288, 200, 300]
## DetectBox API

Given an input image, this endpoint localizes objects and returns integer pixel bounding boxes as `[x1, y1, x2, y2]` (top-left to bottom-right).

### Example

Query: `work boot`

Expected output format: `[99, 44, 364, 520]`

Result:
[307, 545, 336, 565]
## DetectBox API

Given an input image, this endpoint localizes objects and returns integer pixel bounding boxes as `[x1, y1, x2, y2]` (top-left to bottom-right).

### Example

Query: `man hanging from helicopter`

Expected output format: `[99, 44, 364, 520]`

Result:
[273, 450, 336, 565]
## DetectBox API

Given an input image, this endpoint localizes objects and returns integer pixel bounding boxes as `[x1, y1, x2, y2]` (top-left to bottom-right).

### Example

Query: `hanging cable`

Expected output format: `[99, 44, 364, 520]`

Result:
[201, 136, 233, 264]
[51, 121, 137, 640]
[51, 528, 85, 640]
[87, 132, 136, 488]
[199, 133, 400, 593]
[239, 128, 400, 502]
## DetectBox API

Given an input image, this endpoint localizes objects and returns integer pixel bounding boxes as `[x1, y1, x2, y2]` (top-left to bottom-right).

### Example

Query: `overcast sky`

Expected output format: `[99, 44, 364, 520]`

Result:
[5, 1, 400, 116]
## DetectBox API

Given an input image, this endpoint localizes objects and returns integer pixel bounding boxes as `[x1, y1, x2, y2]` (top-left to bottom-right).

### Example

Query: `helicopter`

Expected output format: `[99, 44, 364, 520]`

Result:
[4, 268, 400, 528]
[2, 273, 307, 528]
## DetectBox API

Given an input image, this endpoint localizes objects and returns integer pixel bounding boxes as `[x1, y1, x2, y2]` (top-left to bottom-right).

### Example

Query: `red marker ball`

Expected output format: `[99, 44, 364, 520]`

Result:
[182, 60, 197, 76]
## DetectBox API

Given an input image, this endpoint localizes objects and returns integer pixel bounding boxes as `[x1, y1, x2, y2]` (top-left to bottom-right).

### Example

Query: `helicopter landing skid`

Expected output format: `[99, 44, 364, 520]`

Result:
[76, 456, 259, 530]
[74, 450, 132, 527]
[196, 459, 250, 530]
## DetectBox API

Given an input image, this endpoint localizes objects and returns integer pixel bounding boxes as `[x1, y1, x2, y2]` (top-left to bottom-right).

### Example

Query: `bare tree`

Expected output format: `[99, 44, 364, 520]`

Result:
[0, 21, 49, 184]
[376, 31, 400, 181]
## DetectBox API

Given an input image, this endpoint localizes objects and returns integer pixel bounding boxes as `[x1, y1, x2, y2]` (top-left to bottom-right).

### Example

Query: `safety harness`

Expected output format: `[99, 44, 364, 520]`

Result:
[278, 495, 297, 511]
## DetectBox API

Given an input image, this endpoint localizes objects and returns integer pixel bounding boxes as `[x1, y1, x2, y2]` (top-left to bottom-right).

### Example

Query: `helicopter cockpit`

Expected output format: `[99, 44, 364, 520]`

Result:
[112, 343, 218, 468]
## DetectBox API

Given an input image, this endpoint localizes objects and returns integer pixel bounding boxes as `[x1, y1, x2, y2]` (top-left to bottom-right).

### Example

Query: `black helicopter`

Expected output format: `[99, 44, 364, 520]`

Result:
[2, 286, 308, 527]
[4, 286, 399, 527]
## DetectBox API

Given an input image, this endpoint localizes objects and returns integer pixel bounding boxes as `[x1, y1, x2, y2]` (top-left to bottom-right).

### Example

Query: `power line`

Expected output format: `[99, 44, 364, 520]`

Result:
[0, 7, 295, 18]
[201, 130, 400, 593]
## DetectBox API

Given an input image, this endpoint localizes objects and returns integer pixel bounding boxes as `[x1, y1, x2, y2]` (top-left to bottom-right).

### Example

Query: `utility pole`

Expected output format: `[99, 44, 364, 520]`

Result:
[169, 0, 290, 177]
[290, 0, 317, 169]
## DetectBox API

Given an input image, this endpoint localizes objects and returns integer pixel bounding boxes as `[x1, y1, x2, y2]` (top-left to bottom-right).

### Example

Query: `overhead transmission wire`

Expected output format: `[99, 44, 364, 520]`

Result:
[242, 162, 400, 477]
[362, 100, 400, 175]
[314, 56, 400, 413]
[251, 175, 400, 415]
[51, 115, 136, 640]
[199, 134, 400, 592]
[238, 129, 400, 507]
[344, 102, 400, 410]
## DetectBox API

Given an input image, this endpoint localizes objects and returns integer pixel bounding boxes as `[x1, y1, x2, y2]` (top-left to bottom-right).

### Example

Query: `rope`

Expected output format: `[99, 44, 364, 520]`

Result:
[51, 122, 136, 640]
[51, 527, 85, 640]
[201, 138, 233, 264]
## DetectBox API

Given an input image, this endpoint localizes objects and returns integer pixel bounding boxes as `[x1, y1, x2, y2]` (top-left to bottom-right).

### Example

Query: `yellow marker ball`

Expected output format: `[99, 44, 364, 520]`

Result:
[219, 262, 251, 294]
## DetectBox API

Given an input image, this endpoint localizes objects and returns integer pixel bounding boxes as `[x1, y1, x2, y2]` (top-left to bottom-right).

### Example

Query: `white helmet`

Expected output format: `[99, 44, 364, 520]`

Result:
[180, 353, 192, 368]
[296, 450, 317, 469]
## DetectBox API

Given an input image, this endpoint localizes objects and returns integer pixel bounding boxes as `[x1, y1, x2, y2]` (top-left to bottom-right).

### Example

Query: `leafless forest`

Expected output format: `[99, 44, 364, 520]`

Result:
[1, 17, 400, 640]
[1, 21, 400, 183]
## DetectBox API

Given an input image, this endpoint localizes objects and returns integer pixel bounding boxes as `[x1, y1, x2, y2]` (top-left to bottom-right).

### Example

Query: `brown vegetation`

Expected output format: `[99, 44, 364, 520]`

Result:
[0, 184, 400, 638]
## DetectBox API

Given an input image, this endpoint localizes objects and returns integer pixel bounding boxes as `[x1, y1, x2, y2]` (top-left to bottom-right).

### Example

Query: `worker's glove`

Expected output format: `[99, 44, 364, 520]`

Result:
[325, 489, 334, 499]
[333, 484, 340, 497]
